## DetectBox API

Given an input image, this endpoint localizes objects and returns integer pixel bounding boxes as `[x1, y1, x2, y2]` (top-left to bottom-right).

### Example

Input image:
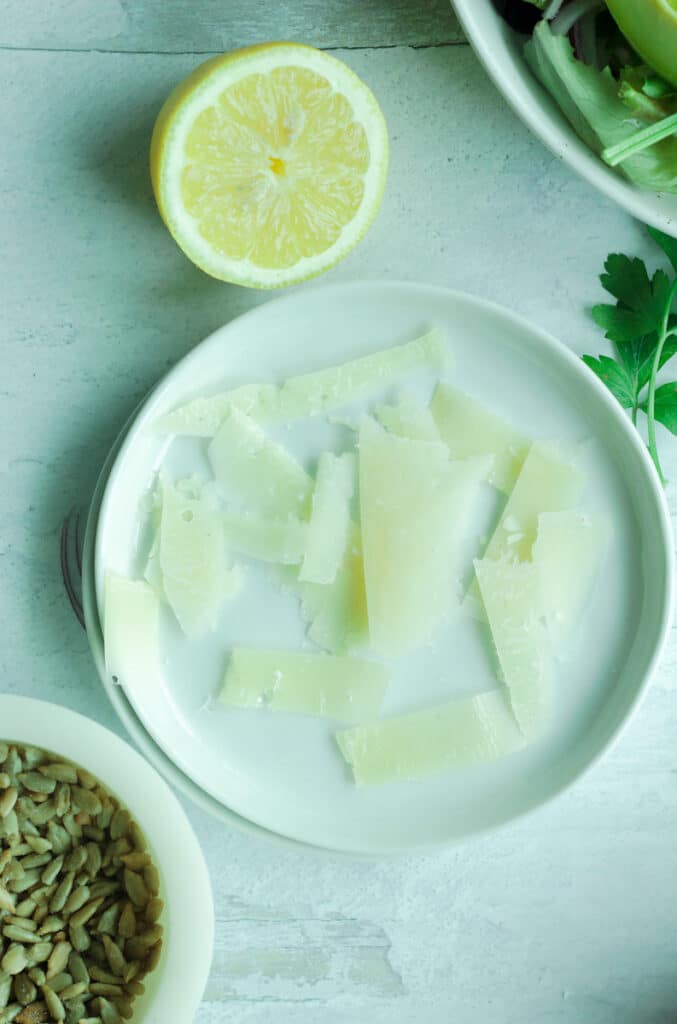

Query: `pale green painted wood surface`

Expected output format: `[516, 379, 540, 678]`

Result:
[1, 3, 676, 1023]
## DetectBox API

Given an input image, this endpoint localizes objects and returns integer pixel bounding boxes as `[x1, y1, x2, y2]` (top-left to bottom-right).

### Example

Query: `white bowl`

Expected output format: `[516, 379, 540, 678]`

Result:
[452, 0, 677, 236]
[0, 695, 214, 1021]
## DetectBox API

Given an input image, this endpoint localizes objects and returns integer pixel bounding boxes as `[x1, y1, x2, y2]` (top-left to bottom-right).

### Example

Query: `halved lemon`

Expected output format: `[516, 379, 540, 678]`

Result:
[150, 43, 389, 288]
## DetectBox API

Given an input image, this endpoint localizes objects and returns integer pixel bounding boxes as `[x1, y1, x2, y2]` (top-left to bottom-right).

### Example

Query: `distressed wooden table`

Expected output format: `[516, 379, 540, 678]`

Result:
[1, 3, 676, 1022]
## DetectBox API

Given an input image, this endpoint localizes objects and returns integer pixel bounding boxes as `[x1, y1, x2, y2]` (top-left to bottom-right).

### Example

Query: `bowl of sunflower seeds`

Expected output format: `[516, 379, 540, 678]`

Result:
[0, 696, 213, 1024]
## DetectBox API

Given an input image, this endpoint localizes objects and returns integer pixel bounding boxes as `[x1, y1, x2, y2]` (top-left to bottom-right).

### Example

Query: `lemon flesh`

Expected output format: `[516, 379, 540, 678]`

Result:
[151, 44, 389, 287]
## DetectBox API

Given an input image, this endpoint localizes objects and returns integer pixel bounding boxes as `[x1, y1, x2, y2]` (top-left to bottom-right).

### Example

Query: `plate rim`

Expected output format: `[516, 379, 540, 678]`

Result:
[91, 278, 675, 854]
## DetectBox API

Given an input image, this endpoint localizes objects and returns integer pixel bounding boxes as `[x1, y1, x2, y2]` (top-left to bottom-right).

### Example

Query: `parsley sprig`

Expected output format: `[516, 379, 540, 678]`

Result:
[582, 227, 677, 484]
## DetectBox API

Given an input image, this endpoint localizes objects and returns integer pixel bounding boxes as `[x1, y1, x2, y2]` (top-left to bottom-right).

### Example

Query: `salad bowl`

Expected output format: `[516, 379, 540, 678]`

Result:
[452, 0, 677, 236]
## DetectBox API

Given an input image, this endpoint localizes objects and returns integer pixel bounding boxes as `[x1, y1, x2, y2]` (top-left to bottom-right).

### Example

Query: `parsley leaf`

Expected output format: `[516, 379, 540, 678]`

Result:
[640, 382, 677, 436]
[582, 355, 634, 409]
[582, 229, 677, 482]
[648, 227, 677, 274]
[592, 254, 671, 342]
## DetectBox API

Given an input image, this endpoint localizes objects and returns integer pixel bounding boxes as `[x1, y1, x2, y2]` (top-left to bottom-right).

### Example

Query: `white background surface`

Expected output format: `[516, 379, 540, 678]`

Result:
[1, 2, 676, 1021]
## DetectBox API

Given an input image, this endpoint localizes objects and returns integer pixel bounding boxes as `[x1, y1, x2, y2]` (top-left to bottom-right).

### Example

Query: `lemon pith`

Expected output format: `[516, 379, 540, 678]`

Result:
[150, 44, 389, 288]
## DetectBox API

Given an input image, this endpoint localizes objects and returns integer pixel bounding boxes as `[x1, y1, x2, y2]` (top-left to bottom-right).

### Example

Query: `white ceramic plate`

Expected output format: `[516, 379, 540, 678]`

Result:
[452, 0, 677, 236]
[0, 695, 214, 1022]
[93, 281, 673, 855]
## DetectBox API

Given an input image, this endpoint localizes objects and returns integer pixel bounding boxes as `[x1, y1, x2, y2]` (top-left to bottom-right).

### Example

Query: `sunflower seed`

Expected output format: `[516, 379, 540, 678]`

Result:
[86, 968, 115, 988]
[0, 974, 10, 1010]
[37, 768, 76, 786]
[44, 975, 71, 996]
[15, 777, 55, 798]
[120, 964, 138, 986]
[8, 872, 40, 896]
[144, 899, 163, 926]
[113, 907, 133, 945]
[144, 941, 162, 973]
[12, 974, 37, 1008]
[68, 901, 103, 932]
[70, 793, 100, 819]
[85, 886, 117, 904]
[26, 971, 44, 989]
[80, 829, 103, 846]
[2, 932, 41, 948]
[1, 949, 27, 978]
[0, 791, 18, 820]
[121, 876, 145, 911]
[19, 856, 51, 873]
[82, 849, 100, 884]
[121, 982, 142, 998]
[111, 998, 132, 1021]
[64, 958, 86, 991]
[88, 986, 122, 998]
[75, 771, 96, 793]
[0, 744, 8, 763]
[62, 852, 85, 878]
[97, 998, 121, 1024]
[29, 805, 55, 829]
[53, 984, 85, 1006]
[45, 827, 69, 858]
[25, 945, 51, 969]
[53, 791, 69, 822]
[48, 877, 74, 916]
[41, 986, 64, 1022]
[93, 907, 117, 940]
[141, 866, 159, 899]
[44, 945, 71, 985]
[99, 940, 125, 982]
[0, 890, 16, 914]
[65, 929, 87, 958]
[61, 891, 88, 919]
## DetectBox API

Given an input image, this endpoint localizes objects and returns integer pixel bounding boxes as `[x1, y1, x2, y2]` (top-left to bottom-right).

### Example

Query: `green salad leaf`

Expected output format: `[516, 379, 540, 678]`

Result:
[582, 229, 677, 482]
[524, 21, 677, 192]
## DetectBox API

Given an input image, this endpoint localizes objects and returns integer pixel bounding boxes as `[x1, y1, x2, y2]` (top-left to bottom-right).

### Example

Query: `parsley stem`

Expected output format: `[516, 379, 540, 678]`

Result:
[646, 279, 677, 484]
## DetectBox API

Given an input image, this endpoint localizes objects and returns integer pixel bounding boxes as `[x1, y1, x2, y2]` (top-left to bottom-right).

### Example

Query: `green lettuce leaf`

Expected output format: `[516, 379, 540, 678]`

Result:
[524, 21, 677, 193]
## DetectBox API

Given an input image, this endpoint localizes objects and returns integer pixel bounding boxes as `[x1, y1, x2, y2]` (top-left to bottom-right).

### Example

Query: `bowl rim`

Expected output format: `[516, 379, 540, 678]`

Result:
[0, 694, 215, 1020]
[87, 278, 675, 855]
[451, 0, 677, 237]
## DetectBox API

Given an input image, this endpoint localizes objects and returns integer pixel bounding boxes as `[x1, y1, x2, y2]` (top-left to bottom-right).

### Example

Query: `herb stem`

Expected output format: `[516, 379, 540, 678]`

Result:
[646, 279, 677, 484]
[602, 112, 677, 167]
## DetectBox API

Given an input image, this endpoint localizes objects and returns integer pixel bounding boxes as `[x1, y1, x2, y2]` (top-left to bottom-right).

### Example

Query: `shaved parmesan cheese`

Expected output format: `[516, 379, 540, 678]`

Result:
[533, 510, 611, 646]
[156, 328, 447, 434]
[431, 384, 530, 494]
[104, 573, 160, 685]
[300, 453, 354, 584]
[208, 408, 313, 519]
[474, 558, 550, 739]
[143, 533, 164, 597]
[375, 397, 440, 441]
[159, 476, 237, 636]
[336, 689, 524, 784]
[481, 441, 582, 565]
[220, 648, 388, 722]
[359, 417, 491, 655]
[283, 524, 369, 654]
[223, 515, 308, 564]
